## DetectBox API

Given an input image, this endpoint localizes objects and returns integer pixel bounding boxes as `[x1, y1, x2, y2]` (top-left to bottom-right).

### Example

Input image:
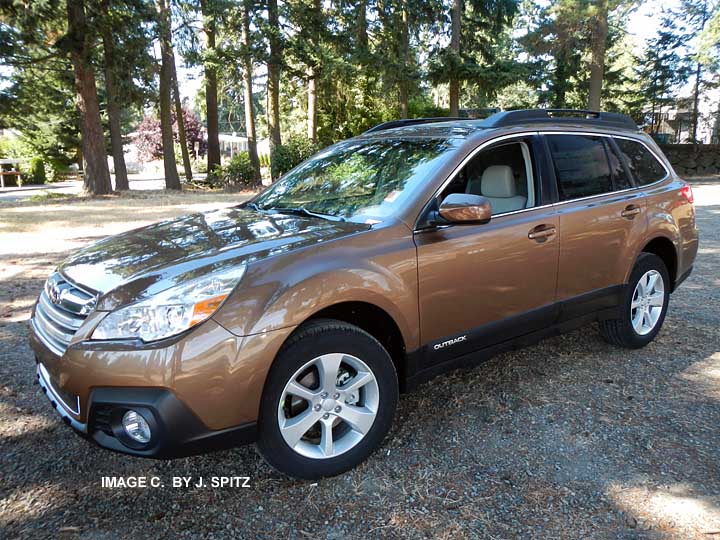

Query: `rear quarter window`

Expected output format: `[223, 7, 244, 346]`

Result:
[546, 135, 613, 200]
[614, 138, 667, 186]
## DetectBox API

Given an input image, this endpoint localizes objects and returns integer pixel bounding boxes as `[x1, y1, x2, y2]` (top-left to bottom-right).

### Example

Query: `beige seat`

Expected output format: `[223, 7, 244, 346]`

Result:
[467, 165, 527, 214]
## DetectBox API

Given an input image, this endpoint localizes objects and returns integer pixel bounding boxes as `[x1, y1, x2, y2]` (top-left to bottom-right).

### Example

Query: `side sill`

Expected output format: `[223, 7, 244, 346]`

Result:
[404, 285, 624, 391]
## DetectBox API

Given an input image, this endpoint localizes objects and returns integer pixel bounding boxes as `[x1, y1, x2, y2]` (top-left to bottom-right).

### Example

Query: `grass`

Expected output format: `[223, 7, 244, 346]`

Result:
[26, 191, 73, 203]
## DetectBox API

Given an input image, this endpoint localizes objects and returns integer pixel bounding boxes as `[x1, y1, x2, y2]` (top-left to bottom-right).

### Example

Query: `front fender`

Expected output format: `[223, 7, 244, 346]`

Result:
[212, 224, 420, 350]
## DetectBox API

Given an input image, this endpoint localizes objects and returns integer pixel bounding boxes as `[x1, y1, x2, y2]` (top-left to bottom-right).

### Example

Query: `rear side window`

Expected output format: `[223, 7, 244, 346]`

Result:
[546, 135, 613, 200]
[606, 141, 633, 190]
[614, 138, 667, 186]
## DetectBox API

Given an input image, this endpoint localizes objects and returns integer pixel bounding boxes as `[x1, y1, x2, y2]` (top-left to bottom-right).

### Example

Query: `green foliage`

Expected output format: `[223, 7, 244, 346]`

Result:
[28, 157, 47, 185]
[633, 11, 693, 131]
[698, 8, 720, 67]
[271, 136, 320, 178]
[259, 153, 271, 168]
[207, 152, 261, 190]
[0, 136, 28, 160]
[192, 157, 208, 174]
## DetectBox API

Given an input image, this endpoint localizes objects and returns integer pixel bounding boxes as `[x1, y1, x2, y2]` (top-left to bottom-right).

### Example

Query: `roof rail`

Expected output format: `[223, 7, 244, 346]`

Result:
[480, 109, 638, 130]
[364, 117, 466, 134]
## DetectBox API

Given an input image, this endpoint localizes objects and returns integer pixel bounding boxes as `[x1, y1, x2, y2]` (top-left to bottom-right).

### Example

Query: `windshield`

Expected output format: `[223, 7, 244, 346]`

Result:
[254, 137, 461, 222]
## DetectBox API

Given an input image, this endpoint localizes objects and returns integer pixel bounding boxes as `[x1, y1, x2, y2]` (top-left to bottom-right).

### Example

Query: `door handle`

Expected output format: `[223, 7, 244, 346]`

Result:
[621, 205, 642, 219]
[528, 225, 556, 241]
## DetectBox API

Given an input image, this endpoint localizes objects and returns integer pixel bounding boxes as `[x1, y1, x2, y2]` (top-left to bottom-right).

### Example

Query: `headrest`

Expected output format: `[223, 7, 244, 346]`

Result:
[481, 165, 516, 198]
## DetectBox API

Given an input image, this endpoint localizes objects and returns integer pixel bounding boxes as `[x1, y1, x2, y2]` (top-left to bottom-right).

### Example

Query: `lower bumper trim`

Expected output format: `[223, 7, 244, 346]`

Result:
[36, 364, 257, 458]
[36, 363, 87, 433]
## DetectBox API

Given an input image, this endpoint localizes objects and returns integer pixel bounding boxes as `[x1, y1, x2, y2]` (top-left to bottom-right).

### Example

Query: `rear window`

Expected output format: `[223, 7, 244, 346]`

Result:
[614, 138, 667, 186]
[546, 135, 613, 200]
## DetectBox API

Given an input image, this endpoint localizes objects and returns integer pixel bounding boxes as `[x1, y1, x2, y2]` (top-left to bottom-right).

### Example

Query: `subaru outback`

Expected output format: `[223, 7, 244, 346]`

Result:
[30, 109, 698, 479]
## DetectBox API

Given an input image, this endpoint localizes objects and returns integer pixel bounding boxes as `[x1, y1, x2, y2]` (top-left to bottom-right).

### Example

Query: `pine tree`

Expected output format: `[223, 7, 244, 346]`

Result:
[66, 0, 113, 195]
[155, 0, 181, 189]
[634, 12, 691, 134]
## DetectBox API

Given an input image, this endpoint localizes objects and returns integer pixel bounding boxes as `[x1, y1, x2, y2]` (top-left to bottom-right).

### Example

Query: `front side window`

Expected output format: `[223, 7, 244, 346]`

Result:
[254, 138, 461, 222]
[439, 140, 536, 215]
[547, 135, 613, 201]
[614, 138, 667, 186]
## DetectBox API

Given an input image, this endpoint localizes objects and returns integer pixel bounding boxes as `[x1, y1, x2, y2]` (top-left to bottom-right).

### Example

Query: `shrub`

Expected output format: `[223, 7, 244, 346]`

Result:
[207, 152, 260, 190]
[192, 157, 207, 174]
[270, 135, 319, 178]
[27, 157, 47, 185]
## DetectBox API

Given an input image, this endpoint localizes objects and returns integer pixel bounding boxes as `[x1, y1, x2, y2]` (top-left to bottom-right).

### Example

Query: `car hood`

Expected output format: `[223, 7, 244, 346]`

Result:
[58, 206, 369, 310]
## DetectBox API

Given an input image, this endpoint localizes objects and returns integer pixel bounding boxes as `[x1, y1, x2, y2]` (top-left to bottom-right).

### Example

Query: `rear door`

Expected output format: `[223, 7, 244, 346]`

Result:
[544, 133, 647, 312]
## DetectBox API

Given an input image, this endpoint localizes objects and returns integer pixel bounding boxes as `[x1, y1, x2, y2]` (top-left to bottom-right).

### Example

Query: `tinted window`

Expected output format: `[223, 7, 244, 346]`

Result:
[614, 138, 667, 186]
[606, 141, 632, 190]
[547, 135, 612, 200]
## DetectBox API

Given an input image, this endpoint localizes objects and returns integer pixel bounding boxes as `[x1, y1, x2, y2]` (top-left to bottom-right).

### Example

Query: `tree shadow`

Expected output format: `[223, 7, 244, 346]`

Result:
[1, 200, 718, 539]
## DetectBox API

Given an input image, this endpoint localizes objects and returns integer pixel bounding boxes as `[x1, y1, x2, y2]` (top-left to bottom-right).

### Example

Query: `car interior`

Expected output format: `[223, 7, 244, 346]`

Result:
[441, 141, 536, 214]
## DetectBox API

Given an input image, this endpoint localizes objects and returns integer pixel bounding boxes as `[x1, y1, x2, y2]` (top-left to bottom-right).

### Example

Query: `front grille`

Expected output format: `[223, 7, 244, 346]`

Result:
[31, 272, 97, 356]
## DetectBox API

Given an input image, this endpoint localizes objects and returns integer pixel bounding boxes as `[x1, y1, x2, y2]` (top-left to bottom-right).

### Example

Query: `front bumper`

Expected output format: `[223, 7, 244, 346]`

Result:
[29, 312, 296, 459]
[36, 360, 257, 458]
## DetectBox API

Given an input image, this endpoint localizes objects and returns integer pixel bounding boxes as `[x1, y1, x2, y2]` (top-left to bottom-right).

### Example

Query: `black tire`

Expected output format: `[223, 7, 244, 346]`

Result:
[257, 319, 398, 479]
[599, 253, 670, 349]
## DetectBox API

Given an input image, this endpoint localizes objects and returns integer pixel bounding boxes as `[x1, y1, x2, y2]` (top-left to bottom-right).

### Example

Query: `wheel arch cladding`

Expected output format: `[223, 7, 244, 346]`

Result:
[641, 236, 678, 290]
[305, 301, 408, 388]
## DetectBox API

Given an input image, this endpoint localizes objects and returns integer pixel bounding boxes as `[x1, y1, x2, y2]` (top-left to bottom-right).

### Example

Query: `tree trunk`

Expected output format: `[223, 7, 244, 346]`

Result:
[587, 0, 609, 111]
[201, 0, 221, 172]
[267, 0, 282, 158]
[356, 0, 368, 51]
[553, 51, 568, 108]
[241, 0, 261, 182]
[101, 26, 129, 191]
[67, 0, 112, 195]
[691, 1, 710, 144]
[691, 62, 702, 143]
[307, 66, 317, 141]
[306, 0, 320, 141]
[171, 57, 193, 181]
[449, 0, 461, 117]
[155, 0, 181, 190]
[398, 1, 409, 118]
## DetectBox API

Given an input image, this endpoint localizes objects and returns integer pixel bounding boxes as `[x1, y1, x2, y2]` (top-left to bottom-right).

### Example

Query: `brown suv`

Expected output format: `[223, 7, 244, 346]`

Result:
[30, 109, 698, 479]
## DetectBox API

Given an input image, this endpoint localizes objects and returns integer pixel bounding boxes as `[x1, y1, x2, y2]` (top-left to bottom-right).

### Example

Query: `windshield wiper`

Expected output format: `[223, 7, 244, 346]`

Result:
[263, 206, 346, 222]
[242, 201, 262, 211]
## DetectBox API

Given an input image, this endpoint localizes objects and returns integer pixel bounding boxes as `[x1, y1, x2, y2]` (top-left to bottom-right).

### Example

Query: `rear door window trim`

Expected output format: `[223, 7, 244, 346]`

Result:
[539, 132, 670, 207]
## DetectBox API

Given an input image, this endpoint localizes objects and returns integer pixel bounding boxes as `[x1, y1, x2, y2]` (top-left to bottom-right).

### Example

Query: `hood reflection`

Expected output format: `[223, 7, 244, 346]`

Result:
[58, 207, 369, 309]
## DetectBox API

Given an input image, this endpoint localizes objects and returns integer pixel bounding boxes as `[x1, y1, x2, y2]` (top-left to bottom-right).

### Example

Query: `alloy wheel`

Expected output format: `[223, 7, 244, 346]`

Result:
[277, 353, 379, 459]
[630, 269, 665, 336]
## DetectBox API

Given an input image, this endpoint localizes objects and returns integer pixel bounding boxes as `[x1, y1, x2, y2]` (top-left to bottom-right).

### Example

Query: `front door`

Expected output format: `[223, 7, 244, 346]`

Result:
[414, 136, 559, 359]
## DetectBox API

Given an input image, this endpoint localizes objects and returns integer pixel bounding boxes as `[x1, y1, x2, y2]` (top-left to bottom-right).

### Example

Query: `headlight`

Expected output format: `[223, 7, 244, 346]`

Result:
[92, 264, 246, 342]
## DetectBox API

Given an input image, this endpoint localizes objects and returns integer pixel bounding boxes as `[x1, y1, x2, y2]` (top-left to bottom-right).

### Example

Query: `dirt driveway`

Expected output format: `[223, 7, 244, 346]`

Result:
[1, 182, 719, 539]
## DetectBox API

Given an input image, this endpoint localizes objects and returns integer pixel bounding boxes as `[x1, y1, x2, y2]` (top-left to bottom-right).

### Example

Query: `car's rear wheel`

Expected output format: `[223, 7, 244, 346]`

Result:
[599, 253, 670, 348]
[257, 319, 398, 479]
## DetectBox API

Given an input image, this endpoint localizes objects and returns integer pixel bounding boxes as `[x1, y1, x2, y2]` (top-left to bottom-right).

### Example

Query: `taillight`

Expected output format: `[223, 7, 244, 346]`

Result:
[680, 185, 694, 204]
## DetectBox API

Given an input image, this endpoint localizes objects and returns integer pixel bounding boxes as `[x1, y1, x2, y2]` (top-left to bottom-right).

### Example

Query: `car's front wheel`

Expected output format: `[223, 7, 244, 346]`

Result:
[257, 319, 398, 479]
[599, 253, 670, 348]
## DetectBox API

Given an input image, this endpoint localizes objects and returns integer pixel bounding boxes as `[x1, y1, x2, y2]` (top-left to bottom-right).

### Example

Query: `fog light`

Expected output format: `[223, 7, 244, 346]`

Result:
[122, 410, 151, 444]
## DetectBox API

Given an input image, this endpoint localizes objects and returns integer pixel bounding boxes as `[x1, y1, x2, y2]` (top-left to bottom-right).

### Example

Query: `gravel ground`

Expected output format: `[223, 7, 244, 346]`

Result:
[1, 181, 719, 540]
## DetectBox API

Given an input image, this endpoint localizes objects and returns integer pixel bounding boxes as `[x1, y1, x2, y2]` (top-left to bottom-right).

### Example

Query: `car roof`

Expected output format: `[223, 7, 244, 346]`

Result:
[361, 109, 641, 140]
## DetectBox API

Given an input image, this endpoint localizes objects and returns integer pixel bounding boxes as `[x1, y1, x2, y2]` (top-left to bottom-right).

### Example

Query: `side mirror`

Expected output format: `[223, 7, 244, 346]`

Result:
[438, 193, 492, 224]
